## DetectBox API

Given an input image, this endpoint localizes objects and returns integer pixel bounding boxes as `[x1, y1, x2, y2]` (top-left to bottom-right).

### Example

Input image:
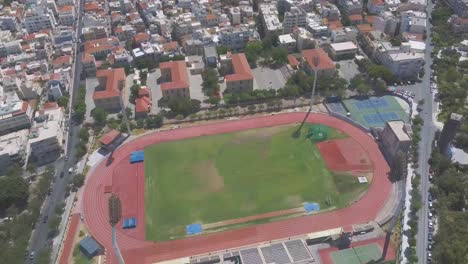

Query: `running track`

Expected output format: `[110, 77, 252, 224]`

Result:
[82, 113, 391, 264]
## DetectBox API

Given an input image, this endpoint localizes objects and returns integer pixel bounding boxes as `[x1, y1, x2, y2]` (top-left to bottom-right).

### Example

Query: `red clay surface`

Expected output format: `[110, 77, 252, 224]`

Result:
[82, 113, 391, 264]
[318, 237, 396, 264]
[317, 138, 372, 173]
[58, 213, 79, 264]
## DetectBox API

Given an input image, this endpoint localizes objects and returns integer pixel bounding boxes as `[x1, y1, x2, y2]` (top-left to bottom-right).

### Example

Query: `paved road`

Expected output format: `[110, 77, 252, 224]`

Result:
[414, 2, 437, 264]
[26, 0, 85, 262]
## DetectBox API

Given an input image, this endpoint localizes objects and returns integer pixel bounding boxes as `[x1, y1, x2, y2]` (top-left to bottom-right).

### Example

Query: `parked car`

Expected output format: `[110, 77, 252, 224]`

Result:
[43, 215, 48, 223]
[29, 251, 35, 260]
[428, 233, 433, 242]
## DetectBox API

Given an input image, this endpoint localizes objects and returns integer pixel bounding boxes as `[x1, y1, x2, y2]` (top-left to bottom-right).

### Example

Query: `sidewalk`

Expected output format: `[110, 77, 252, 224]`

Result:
[400, 164, 415, 264]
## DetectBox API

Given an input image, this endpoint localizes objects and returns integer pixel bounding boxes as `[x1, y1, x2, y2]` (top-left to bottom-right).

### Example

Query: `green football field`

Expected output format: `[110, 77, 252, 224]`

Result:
[144, 124, 368, 241]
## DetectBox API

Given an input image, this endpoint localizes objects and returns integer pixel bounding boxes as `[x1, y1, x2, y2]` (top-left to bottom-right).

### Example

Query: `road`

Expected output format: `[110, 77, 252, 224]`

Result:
[26, 0, 85, 262]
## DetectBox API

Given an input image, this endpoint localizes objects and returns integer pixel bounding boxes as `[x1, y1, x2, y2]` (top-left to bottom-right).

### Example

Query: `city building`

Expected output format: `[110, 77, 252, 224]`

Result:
[57, 5, 75, 26]
[223, 53, 254, 93]
[259, 3, 283, 37]
[203, 46, 218, 67]
[378, 46, 425, 79]
[329, 41, 358, 60]
[218, 25, 252, 51]
[99, 129, 124, 151]
[279, 34, 297, 52]
[367, 0, 385, 15]
[0, 91, 33, 136]
[82, 53, 97, 77]
[0, 129, 29, 175]
[135, 87, 152, 119]
[399, 0, 427, 12]
[283, 6, 307, 34]
[293, 27, 316, 51]
[439, 113, 463, 156]
[338, 0, 363, 16]
[92, 68, 126, 111]
[160, 61, 190, 99]
[230, 7, 242, 25]
[380, 120, 412, 160]
[301, 48, 336, 77]
[28, 103, 65, 165]
[23, 6, 57, 34]
[400, 11, 427, 35]
[449, 15, 468, 34]
[84, 37, 120, 59]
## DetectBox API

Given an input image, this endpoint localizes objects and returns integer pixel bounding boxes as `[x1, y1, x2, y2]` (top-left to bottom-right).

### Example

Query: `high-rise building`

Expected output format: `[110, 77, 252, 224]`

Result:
[23, 5, 57, 34]
[439, 113, 463, 156]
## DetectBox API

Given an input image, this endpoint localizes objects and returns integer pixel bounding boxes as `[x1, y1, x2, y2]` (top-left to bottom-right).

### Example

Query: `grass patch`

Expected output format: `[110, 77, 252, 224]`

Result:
[144, 123, 367, 241]
[73, 245, 94, 264]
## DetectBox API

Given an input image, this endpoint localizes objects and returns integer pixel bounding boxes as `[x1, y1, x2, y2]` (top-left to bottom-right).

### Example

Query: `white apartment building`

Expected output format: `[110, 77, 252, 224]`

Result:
[378, 44, 425, 79]
[399, 0, 427, 12]
[0, 129, 29, 175]
[28, 103, 65, 165]
[0, 91, 33, 136]
[58, 5, 75, 26]
[283, 6, 307, 33]
[338, 0, 363, 15]
[177, 0, 192, 9]
[278, 34, 297, 52]
[0, 16, 19, 32]
[23, 6, 57, 34]
[230, 7, 242, 25]
[293, 27, 315, 51]
[218, 25, 253, 50]
[329, 41, 358, 60]
[260, 3, 283, 36]
[373, 12, 398, 35]
[400, 11, 427, 35]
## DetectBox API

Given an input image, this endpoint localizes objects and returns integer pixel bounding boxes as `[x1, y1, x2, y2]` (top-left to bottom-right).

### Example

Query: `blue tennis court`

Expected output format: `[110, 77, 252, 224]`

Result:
[363, 112, 399, 126]
[327, 102, 347, 114]
[354, 98, 389, 110]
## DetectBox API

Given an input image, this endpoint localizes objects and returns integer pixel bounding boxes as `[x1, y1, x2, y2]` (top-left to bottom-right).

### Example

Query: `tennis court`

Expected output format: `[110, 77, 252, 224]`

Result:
[330, 243, 382, 264]
[343, 96, 409, 128]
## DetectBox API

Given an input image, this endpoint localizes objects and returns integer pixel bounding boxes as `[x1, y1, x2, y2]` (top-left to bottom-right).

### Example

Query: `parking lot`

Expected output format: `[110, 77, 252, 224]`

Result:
[336, 59, 360, 82]
[252, 66, 287, 91]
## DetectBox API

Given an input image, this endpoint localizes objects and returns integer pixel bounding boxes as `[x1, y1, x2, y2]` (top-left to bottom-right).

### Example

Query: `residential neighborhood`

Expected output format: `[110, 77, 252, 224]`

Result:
[0, 0, 467, 263]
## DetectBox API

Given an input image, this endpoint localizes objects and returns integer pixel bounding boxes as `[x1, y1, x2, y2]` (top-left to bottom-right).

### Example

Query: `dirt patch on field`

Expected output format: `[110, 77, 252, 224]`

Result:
[192, 160, 224, 192]
[285, 195, 302, 207]
[230, 124, 292, 145]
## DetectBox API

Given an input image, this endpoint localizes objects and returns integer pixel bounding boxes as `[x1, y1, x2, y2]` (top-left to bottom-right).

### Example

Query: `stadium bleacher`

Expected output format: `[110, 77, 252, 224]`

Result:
[240, 248, 263, 264]
[284, 240, 312, 262]
[260, 243, 291, 264]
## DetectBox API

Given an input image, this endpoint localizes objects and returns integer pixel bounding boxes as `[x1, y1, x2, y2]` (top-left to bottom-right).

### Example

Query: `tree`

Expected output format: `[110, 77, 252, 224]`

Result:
[391, 151, 407, 182]
[167, 98, 201, 117]
[125, 107, 133, 120]
[201, 68, 220, 97]
[145, 114, 163, 128]
[271, 47, 288, 65]
[368, 65, 396, 83]
[356, 83, 371, 95]
[79, 128, 89, 142]
[129, 84, 140, 103]
[216, 46, 229, 55]
[0, 176, 29, 210]
[245, 41, 263, 65]
[91, 108, 108, 126]
[35, 248, 51, 264]
[57, 96, 69, 108]
[72, 174, 85, 188]
[136, 119, 144, 128]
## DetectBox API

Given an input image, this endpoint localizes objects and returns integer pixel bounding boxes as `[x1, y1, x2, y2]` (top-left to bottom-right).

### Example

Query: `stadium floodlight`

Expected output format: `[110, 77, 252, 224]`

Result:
[309, 56, 320, 111]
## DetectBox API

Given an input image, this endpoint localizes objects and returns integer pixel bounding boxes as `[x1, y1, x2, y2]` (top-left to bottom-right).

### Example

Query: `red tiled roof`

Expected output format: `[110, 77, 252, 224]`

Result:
[225, 53, 253, 82]
[206, 14, 217, 20]
[357, 24, 373, 33]
[138, 88, 150, 97]
[135, 97, 151, 113]
[349, 14, 363, 21]
[84, 2, 100, 12]
[84, 37, 118, 56]
[160, 61, 189, 91]
[366, 15, 377, 25]
[58, 5, 74, 13]
[328, 20, 343, 30]
[23, 33, 36, 41]
[42, 102, 59, 110]
[302, 48, 335, 71]
[100, 129, 121, 145]
[93, 68, 125, 100]
[163, 41, 179, 52]
[132, 32, 150, 44]
[82, 53, 95, 63]
[52, 55, 72, 66]
[402, 32, 424, 41]
[287, 55, 299, 67]
[371, 0, 384, 5]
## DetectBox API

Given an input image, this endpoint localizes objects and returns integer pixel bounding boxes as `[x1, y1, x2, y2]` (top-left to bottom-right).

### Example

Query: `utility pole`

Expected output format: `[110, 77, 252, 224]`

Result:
[108, 193, 125, 264]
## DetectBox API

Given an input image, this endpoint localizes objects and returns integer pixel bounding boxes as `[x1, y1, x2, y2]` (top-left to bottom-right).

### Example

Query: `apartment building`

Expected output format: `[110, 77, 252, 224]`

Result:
[28, 103, 65, 165]
[293, 27, 316, 51]
[0, 16, 19, 32]
[278, 34, 297, 52]
[400, 11, 427, 35]
[367, 0, 385, 15]
[0, 129, 28, 174]
[0, 91, 33, 136]
[92, 68, 125, 111]
[399, 0, 427, 12]
[329, 41, 358, 60]
[449, 15, 468, 34]
[283, 6, 307, 33]
[375, 42, 425, 79]
[230, 7, 242, 25]
[83, 37, 120, 59]
[218, 25, 252, 51]
[338, 0, 363, 16]
[23, 6, 57, 34]
[301, 48, 336, 77]
[224, 53, 254, 93]
[160, 61, 190, 99]
[381, 120, 412, 160]
[259, 3, 283, 37]
[57, 5, 75, 26]
[82, 53, 97, 77]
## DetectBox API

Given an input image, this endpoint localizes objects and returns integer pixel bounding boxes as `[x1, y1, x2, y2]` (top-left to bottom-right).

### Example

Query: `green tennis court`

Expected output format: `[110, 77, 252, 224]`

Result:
[331, 243, 382, 264]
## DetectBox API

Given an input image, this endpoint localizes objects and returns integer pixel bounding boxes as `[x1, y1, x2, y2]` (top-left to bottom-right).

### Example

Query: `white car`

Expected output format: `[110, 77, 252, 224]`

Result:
[429, 202, 433, 208]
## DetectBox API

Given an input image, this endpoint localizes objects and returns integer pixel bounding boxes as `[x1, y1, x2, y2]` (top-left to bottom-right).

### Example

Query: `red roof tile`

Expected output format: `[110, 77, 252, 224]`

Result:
[225, 53, 253, 82]
[163, 41, 178, 51]
[366, 15, 377, 25]
[84, 2, 100, 12]
[349, 14, 363, 21]
[287, 55, 299, 67]
[58, 5, 74, 13]
[371, 0, 384, 5]
[302, 48, 335, 71]
[135, 97, 151, 113]
[160, 61, 189, 91]
[357, 24, 373, 33]
[138, 88, 150, 97]
[132, 32, 150, 44]
[100, 129, 121, 145]
[93, 68, 125, 100]
[42, 102, 59, 110]
[52, 55, 72, 66]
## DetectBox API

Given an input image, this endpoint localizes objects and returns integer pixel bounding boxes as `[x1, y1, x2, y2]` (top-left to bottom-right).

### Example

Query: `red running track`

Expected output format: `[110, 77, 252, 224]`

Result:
[82, 113, 391, 264]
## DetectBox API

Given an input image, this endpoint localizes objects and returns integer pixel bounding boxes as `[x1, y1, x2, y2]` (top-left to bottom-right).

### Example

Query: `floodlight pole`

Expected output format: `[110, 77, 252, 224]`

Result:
[108, 194, 125, 264]
[309, 56, 320, 112]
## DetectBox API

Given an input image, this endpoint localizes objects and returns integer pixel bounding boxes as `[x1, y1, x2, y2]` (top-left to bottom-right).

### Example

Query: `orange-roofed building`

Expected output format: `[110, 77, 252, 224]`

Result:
[163, 41, 179, 52]
[349, 14, 363, 25]
[328, 20, 343, 31]
[84, 37, 119, 58]
[366, 15, 377, 25]
[135, 96, 152, 118]
[99, 129, 124, 150]
[52, 55, 72, 69]
[301, 48, 335, 77]
[224, 53, 254, 93]
[82, 53, 97, 77]
[84, 2, 100, 13]
[160, 61, 190, 99]
[132, 32, 150, 45]
[287, 55, 299, 69]
[92, 68, 126, 111]
[357, 24, 373, 33]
